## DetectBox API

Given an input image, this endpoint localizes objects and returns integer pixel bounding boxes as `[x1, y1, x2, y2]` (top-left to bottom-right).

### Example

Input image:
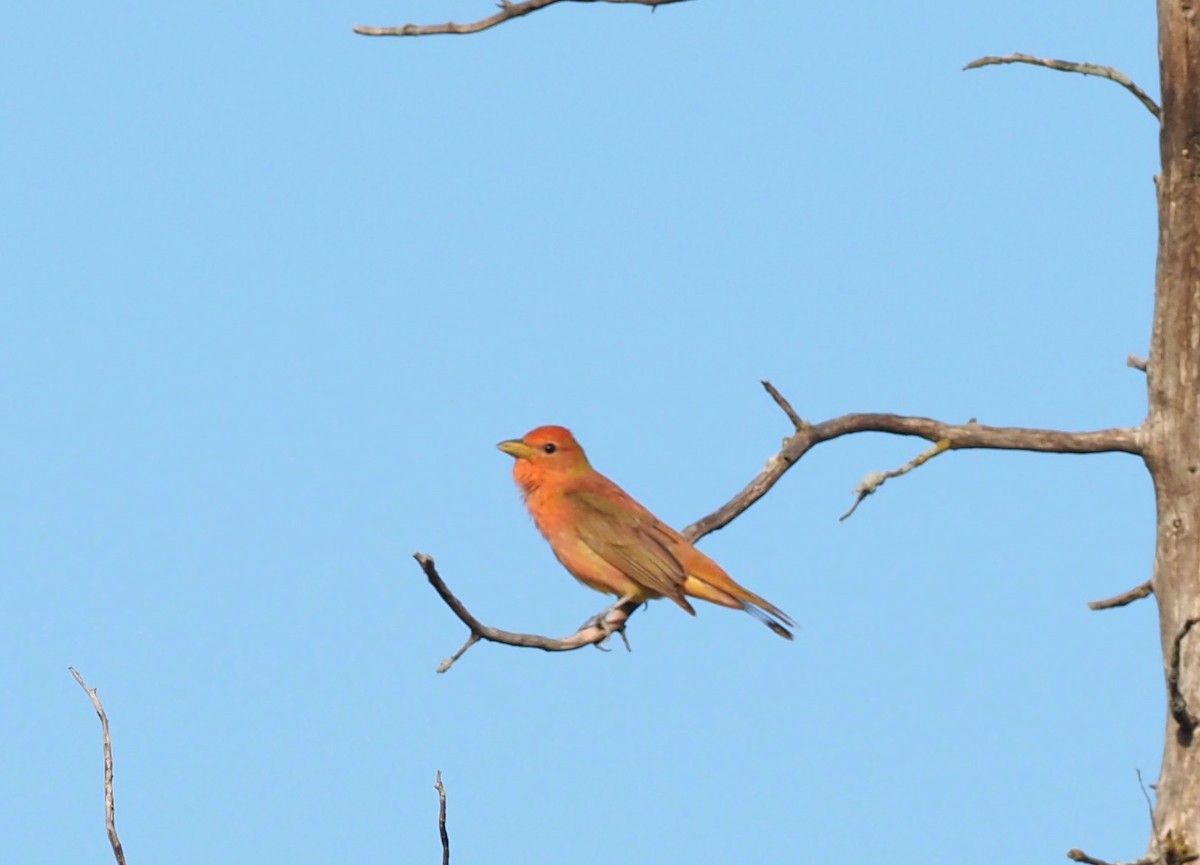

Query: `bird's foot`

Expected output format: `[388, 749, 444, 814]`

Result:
[580, 605, 632, 652]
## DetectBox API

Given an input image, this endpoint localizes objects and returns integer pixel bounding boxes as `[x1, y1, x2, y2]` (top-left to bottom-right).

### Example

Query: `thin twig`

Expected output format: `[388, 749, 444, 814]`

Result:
[963, 53, 1161, 120]
[1167, 618, 1200, 744]
[417, 553, 638, 672]
[68, 668, 127, 865]
[1089, 580, 1154, 611]
[435, 770, 449, 865]
[839, 438, 952, 521]
[1128, 355, 1149, 372]
[1136, 768, 1158, 839]
[354, 0, 695, 38]
[761, 380, 807, 430]
[438, 634, 483, 674]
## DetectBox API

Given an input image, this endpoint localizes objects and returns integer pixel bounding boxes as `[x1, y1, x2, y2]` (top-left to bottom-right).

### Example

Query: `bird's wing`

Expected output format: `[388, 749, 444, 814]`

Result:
[565, 487, 691, 608]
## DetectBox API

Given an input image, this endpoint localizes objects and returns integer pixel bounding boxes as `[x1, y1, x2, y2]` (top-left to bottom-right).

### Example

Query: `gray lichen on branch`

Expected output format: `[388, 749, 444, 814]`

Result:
[839, 438, 952, 521]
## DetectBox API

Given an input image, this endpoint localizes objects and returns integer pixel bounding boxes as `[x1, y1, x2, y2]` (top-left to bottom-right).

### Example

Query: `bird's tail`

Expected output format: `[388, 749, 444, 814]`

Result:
[740, 601, 795, 640]
[683, 573, 795, 640]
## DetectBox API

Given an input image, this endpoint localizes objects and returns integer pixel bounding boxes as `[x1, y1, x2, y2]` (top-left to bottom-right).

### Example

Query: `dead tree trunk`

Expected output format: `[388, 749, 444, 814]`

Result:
[1146, 2, 1200, 860]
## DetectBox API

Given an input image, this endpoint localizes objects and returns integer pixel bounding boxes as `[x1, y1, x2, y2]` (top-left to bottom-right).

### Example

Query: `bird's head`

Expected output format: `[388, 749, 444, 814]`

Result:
[497, 425, 592, 488]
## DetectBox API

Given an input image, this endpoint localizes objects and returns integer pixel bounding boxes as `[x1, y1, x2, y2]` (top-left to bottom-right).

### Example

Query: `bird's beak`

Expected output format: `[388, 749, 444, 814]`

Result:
[497, 439, 536, 459]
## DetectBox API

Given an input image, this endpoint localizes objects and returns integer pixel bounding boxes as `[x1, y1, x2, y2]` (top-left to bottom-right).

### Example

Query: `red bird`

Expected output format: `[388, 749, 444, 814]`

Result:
[498, 425, 794, 639]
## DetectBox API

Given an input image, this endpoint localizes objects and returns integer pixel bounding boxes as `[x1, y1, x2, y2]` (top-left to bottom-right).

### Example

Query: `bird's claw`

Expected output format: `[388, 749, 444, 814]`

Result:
[615, 628, 631, 652]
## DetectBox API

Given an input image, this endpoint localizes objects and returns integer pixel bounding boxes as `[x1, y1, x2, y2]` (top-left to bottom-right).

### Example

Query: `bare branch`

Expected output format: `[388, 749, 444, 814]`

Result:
[1067, 850, 1157, 865]
[69, 668, 127, 865]
[354, 0, 694, 39]
[963, 53, 1161, 120]
[839, 438, 951, 521]
[435, 771, 449, 865]
[684, 398, 1143, 539]
[1089, 580, 1154, 611]
[1128, 354, 1149, 372]
[1167, 617, 1200, 745]
[416, 553, 638, 672]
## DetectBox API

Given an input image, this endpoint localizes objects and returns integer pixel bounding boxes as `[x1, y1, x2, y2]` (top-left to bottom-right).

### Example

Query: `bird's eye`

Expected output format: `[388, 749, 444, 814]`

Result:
[543, 443, 557, 454]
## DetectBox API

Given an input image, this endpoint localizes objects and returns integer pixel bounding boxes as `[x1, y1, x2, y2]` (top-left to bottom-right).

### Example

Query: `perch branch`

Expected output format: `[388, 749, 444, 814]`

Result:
[69, 668, 127, 865]
[963, 53, 1161, 120]
[416, 553, 639, 672]
[839, 438, 951, 521]
[354, 0, 695, 38]
[417, 382, 1142, 669]
[1128, 355, 1149, 372]
[1088, 580, 1154, 611]
[1167, 618, 1200, 745]
[435, 770, 449, 865]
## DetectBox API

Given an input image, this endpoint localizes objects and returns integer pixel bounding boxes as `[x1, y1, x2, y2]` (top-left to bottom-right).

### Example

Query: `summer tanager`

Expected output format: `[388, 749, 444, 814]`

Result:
[498, 425, 794, 639]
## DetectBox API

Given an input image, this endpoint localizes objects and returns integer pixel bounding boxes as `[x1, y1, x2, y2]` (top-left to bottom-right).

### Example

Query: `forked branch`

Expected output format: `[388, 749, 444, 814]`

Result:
[417, 382, 1143, 670]
[684, 384, 1142, 538]
[964, 53, 1161, 120]
[354, 0, 694, 38]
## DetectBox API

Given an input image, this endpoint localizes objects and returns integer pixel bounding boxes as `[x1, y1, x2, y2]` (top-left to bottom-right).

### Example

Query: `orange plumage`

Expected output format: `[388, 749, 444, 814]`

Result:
[497, 425, 794, 639]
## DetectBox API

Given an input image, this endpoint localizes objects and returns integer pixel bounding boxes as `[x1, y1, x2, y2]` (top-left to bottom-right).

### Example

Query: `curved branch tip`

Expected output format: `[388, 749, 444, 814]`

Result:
[963, 52, 1160, 120]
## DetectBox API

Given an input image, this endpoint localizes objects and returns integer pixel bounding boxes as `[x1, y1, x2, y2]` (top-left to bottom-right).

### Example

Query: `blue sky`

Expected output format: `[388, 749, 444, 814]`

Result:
[3, 2, 1163, 863]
